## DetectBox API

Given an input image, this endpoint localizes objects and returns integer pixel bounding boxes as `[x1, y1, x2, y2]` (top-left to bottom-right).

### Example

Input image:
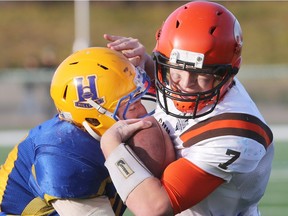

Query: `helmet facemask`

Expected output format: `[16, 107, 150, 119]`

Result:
[86, 67, 151, 122]
[153, 51, 237, 119]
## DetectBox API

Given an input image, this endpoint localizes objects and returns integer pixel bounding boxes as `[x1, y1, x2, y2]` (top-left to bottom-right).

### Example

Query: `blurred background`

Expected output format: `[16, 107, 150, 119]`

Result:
[0, 1, 287, 215]
[0, 1, 287, 131]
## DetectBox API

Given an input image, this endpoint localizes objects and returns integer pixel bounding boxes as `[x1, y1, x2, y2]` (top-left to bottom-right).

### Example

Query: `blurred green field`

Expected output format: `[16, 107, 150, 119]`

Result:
[1, 141, 287, 216]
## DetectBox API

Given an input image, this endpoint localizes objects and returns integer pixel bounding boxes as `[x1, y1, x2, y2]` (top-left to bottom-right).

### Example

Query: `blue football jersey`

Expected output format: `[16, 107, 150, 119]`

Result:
[0, 115, 125, 215]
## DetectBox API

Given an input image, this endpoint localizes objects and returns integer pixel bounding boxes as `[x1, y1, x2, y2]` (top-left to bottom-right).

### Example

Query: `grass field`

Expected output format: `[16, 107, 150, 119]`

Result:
[1, 142, 287, 215]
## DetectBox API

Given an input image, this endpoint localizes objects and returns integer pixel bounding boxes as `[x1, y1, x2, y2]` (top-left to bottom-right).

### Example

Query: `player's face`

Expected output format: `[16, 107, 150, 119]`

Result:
[169, 68, 215, 95]
[117, 100, 147, 119]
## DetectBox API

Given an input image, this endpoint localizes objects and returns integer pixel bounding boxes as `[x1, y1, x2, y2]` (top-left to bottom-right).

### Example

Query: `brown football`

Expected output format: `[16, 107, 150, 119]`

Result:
[127, 116, 175, 178]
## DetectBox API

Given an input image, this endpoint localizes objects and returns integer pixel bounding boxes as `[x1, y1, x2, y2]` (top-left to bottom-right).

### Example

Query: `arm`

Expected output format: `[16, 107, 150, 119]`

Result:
[103, 34, 155, 80]
[100, 118, 173, 216]
[101, 119, 224, 215]
[52, 196, 115, 216]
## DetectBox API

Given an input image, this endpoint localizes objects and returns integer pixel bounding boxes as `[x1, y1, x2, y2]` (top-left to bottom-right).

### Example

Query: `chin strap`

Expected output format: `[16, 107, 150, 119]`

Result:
[82, 121, 101, 141]
[87, 99, 115, 119]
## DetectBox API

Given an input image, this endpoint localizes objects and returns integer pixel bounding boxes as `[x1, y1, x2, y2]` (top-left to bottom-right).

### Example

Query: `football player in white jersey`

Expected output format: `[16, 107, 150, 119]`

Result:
[101, 1, 274, 215]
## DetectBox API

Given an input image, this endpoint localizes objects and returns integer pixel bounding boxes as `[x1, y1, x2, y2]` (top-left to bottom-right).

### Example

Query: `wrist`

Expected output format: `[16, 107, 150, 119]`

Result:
[104, 143, 153, 202]
[101, 135, 122, 159]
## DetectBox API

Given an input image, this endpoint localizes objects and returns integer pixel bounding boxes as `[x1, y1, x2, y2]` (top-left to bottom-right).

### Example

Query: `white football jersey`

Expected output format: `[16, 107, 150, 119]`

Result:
[154, 78, 274, 216]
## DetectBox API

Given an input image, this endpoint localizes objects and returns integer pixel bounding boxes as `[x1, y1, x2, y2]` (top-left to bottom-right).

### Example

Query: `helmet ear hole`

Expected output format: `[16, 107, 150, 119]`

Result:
[85, 118, 100, 127]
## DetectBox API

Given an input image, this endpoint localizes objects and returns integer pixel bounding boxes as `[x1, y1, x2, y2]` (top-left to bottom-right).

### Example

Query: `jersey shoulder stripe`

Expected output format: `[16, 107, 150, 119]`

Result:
[180, 112, 273, 149]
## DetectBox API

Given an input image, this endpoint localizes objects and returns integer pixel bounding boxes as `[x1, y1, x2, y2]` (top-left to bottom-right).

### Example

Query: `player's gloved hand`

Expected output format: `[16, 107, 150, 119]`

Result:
[100, 118, 152, 158]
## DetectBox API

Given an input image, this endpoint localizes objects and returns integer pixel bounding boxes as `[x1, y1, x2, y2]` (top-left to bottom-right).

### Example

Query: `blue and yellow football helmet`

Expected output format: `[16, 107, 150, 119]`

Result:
[50, 47, 151, 139]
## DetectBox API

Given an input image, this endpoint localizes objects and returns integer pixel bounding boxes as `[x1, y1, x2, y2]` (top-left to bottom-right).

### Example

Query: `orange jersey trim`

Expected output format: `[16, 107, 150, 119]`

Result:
[180, 113, 273, 149]
[161, 158, 224, 214]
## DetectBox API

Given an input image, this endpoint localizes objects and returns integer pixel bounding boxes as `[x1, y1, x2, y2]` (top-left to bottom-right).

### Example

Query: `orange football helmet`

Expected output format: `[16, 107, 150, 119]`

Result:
[153, 1, 243, 118]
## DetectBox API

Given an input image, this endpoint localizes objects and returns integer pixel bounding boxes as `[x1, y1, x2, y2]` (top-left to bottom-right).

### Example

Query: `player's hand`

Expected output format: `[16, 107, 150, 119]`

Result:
[104, 34, 146, 68]
[100, 118, 152, 158]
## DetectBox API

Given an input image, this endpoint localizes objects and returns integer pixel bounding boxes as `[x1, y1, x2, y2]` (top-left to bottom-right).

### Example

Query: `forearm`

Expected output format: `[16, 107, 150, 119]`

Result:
[126, 177, 173, 216]
[103, 144, 173, 216]
[52, 196, 115, 216]
[101, 119, 173, 215]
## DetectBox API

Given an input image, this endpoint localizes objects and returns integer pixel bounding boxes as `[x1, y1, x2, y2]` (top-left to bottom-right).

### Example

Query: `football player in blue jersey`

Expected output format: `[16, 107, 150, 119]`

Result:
[0, 47, 153, 215]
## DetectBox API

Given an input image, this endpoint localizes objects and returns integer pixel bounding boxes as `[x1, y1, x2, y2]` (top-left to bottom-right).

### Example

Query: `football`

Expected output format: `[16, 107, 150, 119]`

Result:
[127, 116, 175, 178]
